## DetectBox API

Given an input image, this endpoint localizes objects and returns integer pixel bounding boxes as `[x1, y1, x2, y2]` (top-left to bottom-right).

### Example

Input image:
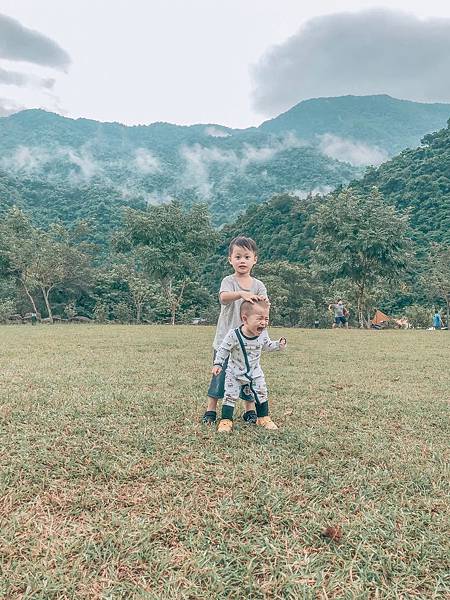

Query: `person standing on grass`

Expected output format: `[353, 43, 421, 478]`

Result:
[202, 236, 269, 425]
[432, 311, 442, 330]
[328, 299, 349, 328]
[212, 299, 286, 433]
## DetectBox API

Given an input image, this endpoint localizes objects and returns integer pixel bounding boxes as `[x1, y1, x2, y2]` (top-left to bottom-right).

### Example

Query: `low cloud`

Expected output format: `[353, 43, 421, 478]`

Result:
[318, 134, 388, 166]
[252, 9, 450, 115]
[0, 66, 55, 89]
[133, 148, 161, 174]
[205, 126, 231, 138]
[0, 13, 71, 70]
[0, 145, 51, 173]
[0, 145, 101, 183]
[291, 186, 334, 199]
[179, 134, 305, 197]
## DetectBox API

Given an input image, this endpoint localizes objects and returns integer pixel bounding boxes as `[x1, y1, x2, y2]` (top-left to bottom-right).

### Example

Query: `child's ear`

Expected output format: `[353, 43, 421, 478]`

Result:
[254, 255, 258, 264]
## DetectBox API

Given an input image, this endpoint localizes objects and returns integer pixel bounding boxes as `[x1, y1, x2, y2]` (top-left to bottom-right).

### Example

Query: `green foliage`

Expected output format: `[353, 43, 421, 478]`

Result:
[256, 261, 323, 326]
[0, 298, 14, 322]
[354, 122, 450, 245]
[260, 94, 450, 155]
[312, 187, 411, 326]
[403, 305, 433, 329]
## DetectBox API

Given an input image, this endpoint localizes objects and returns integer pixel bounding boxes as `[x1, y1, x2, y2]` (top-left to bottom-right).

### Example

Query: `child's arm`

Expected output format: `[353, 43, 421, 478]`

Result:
[212, 330, 238, 374]
[220, 290, 267, 305]
[260, 330, 287, 352]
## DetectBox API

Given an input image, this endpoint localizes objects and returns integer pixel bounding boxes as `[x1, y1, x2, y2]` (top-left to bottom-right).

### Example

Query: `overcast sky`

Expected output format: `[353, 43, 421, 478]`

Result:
[1, 0, 450, 127]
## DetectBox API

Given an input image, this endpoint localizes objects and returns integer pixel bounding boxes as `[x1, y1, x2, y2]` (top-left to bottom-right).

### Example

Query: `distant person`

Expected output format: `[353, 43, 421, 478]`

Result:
[433, 311, 442, 330]
[202, 236, 269, 426]
[212, 299, 286, 433]
[328, 299, 349, 328]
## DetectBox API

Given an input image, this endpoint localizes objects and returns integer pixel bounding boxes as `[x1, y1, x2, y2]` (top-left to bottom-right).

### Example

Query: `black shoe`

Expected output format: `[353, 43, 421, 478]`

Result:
[242, 410, 257, 425]
[202, 410, 217, 424]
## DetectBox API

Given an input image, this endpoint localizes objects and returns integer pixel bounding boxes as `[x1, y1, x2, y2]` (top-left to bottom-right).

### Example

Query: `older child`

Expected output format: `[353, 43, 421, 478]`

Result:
[202, 236, 268, 425]
[212, 299, 286, 433]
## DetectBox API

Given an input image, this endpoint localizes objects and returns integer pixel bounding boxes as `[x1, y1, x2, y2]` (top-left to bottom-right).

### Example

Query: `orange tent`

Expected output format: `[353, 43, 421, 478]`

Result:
[371, 310, 391, 325]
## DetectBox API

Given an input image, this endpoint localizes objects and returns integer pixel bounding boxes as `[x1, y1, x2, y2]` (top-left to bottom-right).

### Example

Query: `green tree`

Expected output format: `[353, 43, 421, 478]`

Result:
[117, 201, 217, 325]
[422, 243, 450, 328]
[256, 261, 322, 326]
[312, 187, 411, 327]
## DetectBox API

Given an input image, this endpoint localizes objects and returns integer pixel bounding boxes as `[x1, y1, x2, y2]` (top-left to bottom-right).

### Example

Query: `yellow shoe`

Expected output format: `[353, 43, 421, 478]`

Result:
[217, 419, 233, 433]
[257, 416, 278, 430]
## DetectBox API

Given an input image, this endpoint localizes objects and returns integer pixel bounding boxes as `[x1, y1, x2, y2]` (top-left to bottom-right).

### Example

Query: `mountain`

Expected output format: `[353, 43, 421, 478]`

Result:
[352, 122, 450, 245]
[260, 95, 450, 157]
[1, 95, 449, 237]
[0, 107, 359, 229]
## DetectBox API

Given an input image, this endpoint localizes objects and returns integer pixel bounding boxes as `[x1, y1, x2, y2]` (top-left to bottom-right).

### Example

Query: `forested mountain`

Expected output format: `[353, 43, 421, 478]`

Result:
[260, 95, 450, 156]
[1, 95, 449, 236]
[0, 107, 358, 229]
[352, 123, 450, 245]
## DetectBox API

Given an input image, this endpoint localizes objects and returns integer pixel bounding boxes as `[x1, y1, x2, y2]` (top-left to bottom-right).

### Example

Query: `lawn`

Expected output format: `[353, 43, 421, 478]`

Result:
[0, 325, 448, 599]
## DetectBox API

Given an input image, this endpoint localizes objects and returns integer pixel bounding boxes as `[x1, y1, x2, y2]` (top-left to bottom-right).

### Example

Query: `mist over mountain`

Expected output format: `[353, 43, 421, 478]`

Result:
[0, 94, 449, 236]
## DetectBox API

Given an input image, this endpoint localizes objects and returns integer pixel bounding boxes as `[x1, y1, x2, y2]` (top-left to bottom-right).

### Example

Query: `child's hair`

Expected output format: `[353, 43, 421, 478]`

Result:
[240, 298, 268, 319]
[228, 236, 258, 257]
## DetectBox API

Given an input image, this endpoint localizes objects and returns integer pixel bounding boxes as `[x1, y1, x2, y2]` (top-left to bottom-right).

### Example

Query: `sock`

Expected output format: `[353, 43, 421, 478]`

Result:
[256, 402, 269, 418]
[243, 410, 257, 422]
[222, 405, 234, 420]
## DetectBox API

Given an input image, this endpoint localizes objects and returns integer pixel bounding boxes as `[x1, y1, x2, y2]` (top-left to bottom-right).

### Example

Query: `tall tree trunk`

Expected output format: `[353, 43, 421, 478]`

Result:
[41, 287, 53, 323]
[20, 277, 38, 314]
[136, 302, 142, 324]
[166, 278, 187, 326]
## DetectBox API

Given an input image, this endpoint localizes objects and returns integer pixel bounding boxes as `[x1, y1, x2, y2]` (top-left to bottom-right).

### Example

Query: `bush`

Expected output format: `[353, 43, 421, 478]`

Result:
[0, 299, 15, 323]
[404, 305, 432, 328]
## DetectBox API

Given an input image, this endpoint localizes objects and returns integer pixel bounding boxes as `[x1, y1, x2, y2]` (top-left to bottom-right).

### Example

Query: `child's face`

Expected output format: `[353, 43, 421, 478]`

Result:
[243, 304, 270, 336]
[228, 245, 257, 275]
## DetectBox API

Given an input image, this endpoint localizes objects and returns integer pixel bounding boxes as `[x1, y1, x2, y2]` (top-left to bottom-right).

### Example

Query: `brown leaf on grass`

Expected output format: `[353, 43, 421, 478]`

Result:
[285, 409, 294, 416]
[321, 525, 343, 542]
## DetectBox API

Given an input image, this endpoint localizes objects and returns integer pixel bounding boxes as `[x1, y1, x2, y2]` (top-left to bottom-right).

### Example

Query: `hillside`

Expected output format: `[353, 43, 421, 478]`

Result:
[353, 121, 450, 245]
[1, 95, 449, 236]
[0, 108, 359, 228]
[260, 95, 450, 157]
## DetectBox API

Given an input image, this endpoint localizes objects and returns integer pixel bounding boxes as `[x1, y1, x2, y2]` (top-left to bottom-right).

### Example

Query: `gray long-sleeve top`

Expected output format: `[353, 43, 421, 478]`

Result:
[214, 327, 283, 379]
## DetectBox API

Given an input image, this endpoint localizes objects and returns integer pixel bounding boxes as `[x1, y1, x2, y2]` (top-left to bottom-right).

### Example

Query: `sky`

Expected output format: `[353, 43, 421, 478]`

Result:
[1, 0, 450, 128]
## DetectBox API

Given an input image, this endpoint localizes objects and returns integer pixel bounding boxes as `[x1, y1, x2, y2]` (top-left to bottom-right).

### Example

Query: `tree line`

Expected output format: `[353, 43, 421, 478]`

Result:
[1, 187, 449, 328]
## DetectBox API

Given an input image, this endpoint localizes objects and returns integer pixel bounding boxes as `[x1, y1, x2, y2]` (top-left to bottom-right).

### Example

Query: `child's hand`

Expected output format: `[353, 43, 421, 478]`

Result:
[240, 291, 261, 303]
[212, 365, 222, 376]
[279, 337, 287, 349]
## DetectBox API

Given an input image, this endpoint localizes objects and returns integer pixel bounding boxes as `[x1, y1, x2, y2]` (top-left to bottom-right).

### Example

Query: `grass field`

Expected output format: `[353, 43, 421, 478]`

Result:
[0, 325, 448, 599]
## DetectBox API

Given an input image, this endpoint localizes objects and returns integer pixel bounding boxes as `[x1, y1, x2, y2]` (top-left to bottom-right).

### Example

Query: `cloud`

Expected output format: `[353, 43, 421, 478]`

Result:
[0, 145, 51, 173]
[318, 134, 388, 166]
[179, 133, 306, 197]
[0, 145, 101, 183]
[291, 186, 334, 199]
[133, 148, 161, 174]
[0, 96, 24, 116]
[252, 9, 450, 115]
[0, 13, 70, 70]
[0, 66, 55, 89]
[205, 126, 231, 138]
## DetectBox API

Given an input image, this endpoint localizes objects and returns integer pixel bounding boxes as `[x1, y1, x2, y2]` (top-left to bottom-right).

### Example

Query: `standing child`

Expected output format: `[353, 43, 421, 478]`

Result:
[202, 236, 268, 425]
[212, 299, 286, 433]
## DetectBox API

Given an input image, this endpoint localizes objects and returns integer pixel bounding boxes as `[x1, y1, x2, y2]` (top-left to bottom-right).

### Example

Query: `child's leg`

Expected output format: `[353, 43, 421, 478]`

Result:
[240, 383, 257, 424]
[203, 354, 228, 423]
[218, 372, 240, 432]
[252, 377, 278, 430]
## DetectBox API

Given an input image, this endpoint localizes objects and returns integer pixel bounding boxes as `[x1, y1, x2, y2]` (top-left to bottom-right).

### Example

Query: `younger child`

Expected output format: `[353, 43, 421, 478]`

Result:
[212, 299, 286, 433]
[202, 236, 268, 424]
